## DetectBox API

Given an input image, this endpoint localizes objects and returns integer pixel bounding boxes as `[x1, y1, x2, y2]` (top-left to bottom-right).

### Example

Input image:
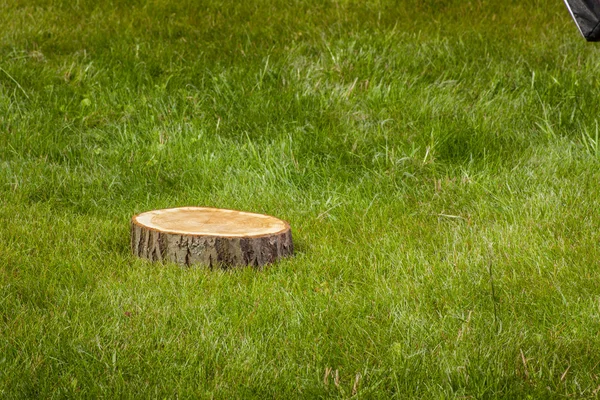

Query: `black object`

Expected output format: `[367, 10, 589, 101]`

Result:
[564, 0, 600, 41]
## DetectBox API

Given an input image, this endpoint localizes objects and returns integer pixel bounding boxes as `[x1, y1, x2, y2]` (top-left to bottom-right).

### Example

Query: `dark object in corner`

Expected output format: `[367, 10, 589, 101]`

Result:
[564, 0, 600, 41]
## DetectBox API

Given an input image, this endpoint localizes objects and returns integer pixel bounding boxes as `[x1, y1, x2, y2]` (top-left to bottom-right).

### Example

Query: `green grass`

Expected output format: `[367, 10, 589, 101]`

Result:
[2, 0, 600, 397]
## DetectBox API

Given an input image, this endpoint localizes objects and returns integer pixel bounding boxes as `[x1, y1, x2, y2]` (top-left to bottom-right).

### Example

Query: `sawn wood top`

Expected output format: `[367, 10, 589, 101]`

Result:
[132, 207, 289, 238]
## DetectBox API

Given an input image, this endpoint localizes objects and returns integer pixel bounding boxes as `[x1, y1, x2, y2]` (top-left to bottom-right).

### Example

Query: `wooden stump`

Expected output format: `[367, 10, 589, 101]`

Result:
[131, 207, 293, 268]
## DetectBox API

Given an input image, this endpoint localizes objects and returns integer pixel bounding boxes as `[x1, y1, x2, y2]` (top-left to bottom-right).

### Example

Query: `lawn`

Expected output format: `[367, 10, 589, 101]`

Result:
[2, 0, 600, 398]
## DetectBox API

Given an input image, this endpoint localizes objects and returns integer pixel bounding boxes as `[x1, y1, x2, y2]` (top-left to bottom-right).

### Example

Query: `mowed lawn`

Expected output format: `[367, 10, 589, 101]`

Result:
[2, 0, 600, 398]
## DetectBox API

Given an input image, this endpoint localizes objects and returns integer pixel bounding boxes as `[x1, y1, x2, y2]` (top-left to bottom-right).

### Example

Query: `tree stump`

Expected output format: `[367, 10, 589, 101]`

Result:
[131, 207, 293, 268]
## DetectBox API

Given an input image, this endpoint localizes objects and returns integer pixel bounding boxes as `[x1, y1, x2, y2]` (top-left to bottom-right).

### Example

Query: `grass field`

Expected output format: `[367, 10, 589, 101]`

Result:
[2, 0, 600, 397]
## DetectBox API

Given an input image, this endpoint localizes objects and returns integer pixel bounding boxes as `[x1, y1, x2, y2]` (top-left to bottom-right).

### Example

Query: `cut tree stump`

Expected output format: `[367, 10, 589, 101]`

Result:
[131, 207, 293, 268]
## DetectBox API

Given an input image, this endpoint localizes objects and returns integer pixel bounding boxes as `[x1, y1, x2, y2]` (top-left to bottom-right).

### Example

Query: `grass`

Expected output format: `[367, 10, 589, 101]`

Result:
[2, 0, 600, 397]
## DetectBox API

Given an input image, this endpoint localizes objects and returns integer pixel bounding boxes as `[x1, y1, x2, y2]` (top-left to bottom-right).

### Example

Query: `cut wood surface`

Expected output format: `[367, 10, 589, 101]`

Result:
[131, 207, 293, 268]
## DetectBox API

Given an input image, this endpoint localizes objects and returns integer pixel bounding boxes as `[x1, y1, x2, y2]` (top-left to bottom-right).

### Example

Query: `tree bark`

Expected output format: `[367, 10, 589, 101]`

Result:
[130, 207, 293, 268]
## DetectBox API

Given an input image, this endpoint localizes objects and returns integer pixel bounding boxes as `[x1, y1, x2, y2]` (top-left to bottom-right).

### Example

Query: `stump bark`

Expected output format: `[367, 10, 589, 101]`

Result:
[131, 207, 293, 268]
